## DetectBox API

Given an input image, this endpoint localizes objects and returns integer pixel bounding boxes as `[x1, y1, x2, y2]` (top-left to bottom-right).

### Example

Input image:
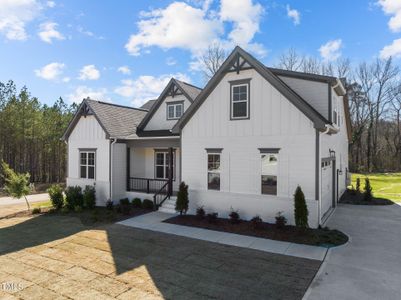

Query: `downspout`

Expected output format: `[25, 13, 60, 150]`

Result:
[109, 138, 117, 201]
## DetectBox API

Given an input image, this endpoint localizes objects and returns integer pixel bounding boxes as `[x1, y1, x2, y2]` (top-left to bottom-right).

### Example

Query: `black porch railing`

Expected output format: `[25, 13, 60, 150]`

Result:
[128, 177, 168, 194]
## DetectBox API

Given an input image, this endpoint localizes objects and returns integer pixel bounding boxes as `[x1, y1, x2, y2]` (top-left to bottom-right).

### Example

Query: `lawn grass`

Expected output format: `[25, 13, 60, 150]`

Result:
[351, 173, 401, 203]
[31, 200, 52, 209]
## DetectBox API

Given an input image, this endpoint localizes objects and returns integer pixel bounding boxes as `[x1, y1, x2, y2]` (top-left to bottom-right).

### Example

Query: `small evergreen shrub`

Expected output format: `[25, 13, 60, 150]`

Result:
[83, 185, 96, 209]
[294, 186, 309, 228]
[61, 206, 69, 214]
[74, 205, 83, 213]
[47, 184, 64, 210]
[175, 182, 189, 215]
[356, 178, 361, 194]
[206, 212, 218, 223]
[364, 178, 373, 201]
[142, 199, 154, 210]
[91, 209, 99, 222]
[196, 206, 205, 219]
[275, 211, 287, 229]
[65, 186, 83, 210]
[119, 198, 131, 215]
[32, 207, 41, 214]
[250, 216, 263, 229]
[229, 208, 240, 224]
[132, 198, 142, 208]
[348, 185, 357, 196]
[106, 200, 113, 210]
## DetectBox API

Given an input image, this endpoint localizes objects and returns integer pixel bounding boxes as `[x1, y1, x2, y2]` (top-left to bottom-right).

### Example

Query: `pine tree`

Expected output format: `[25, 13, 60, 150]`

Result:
[294, 186, 309, 228]
[175, 182, 189, 215]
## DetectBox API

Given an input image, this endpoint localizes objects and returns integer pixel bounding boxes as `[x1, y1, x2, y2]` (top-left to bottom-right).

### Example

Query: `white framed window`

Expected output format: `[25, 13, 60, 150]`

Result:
[207, 153, 221, 190]
[167, 102, 184, 120]
[332, 94, 340, 127]
[261, 153, 278, 195]
[80, 150, 96, 179]
[155, 151, 175, 180]
[231, 83, 249, 119]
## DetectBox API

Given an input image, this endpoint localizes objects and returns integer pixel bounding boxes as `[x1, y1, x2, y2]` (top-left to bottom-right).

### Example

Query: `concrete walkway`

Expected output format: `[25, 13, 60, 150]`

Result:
[118, 211, 328, 261]
[305, 203, 401, 300]
[0, 193, 49, 206]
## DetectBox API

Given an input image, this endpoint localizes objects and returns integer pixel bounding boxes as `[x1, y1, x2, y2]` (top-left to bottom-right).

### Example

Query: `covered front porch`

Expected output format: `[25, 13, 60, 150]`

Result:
[115, 137, 180, 208]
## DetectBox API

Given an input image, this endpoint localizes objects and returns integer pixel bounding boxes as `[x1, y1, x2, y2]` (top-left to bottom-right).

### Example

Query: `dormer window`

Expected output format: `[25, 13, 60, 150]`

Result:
[167, 101, 184, 120]
[230, 79, 250, 120]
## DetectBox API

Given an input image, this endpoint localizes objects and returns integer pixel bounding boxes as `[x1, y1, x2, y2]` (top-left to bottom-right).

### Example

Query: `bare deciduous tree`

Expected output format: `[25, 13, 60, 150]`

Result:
[201, 43, 227, 80]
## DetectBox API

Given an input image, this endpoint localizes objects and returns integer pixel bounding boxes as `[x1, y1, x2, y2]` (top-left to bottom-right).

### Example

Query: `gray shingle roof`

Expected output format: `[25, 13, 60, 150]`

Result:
[140, 99, 157, 110]
[86, 100, 147, 139]
[175, 80, 202, 101]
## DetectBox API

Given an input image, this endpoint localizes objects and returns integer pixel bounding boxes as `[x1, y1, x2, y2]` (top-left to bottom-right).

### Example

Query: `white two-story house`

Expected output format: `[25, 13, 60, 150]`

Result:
[62, 46, 351, 227]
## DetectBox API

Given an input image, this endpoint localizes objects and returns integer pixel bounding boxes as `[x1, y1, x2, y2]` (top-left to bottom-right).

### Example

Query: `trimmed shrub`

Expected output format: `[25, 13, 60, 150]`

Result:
[275, 211, 287, 229]
[206, 212, 218, 223]
[196, 206, 205, 219]
[356, 178, 361, 194]
[142, 199, 154, 210]
[119, 198, 131, 215]
[294, 186, 309, 228]
[175, 182, 189, 215]
[65, 186, 83, 210]
[106, 200, 113, 210]
[61, 206, 69, 214]
[229, 208, 240, 224]
[132, 198, 142, 208]
[74, 205, 83, 213]
[47, 184, 64, 210]
[83, 185, 96, 209]
[32, 207, 41, 214]
[250, 216, 263, 229]
[364, 178, 373, 201]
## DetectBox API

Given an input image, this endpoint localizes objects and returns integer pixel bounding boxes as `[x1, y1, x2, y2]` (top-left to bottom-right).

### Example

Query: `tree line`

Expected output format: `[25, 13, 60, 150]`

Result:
[0, 80, 76, 185]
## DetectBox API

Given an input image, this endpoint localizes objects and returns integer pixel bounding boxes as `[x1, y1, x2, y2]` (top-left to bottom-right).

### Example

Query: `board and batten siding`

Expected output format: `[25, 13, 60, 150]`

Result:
[112, 143, 127, 201]
[278, 75, 329, 120]
[319, 88, 349, 206]
[181, 68, 319, 227]
[144, 95, 192, 131]
[67, 115, 110, 205]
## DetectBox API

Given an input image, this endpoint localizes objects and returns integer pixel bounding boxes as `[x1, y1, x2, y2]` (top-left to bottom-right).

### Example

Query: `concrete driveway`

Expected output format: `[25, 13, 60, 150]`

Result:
[305, 203, 401, 300]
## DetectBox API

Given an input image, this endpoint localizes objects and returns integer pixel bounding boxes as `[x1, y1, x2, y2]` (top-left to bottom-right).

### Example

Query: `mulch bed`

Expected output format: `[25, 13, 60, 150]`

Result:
[340, 190, 394, 205]
[164, 215, 348, 247]
[0, 206, 152, 226]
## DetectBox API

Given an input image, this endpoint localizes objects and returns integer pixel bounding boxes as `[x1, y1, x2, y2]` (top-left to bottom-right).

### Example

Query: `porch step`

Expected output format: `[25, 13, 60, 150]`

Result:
[158, 197, 177, 214]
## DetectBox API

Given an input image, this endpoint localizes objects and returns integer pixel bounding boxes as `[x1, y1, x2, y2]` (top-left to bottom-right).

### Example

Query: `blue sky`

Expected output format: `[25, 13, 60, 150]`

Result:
[1, 0, 400, 107]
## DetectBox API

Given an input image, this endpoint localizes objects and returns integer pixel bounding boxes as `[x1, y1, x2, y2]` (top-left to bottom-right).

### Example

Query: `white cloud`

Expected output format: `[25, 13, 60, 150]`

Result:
[0, 0, 42, 40]
[114, 73, 190, 107]
[286, 5, 300, 25]
[62, 77, 70, 83]
[219, 0, 264, 49]
[67, 86, 110, 104]
[125, 0, 266, 58]
[377, 0, 401, 32]
[47, 1, 55, 8]
[125, 1, 223, 56]
[38, 22, 64, 43]
[34, 62, 65, 80]
[166, 57, 177, 66]
[78, 65, 100, 80]
[319, 39, 343, 61]
[380, 38, 401, 58]
[117, 66, 131, 75]
[76, 25, 105, 40]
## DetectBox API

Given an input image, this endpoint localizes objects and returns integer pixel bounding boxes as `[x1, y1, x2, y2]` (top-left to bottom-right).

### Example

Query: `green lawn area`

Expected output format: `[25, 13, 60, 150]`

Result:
[351, 173, 401, 203]
[31, 200, 52, 209]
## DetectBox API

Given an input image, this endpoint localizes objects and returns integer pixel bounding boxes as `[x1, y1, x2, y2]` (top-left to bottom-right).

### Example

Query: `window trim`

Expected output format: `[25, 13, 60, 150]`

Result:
[166, 101, 184, 120]
[79, 149, 96, 180]
[229, 79, 251, 120]
[154, 149, 176, 180]
[207, 152, 221, 191]
[260, 151, 278, 196]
